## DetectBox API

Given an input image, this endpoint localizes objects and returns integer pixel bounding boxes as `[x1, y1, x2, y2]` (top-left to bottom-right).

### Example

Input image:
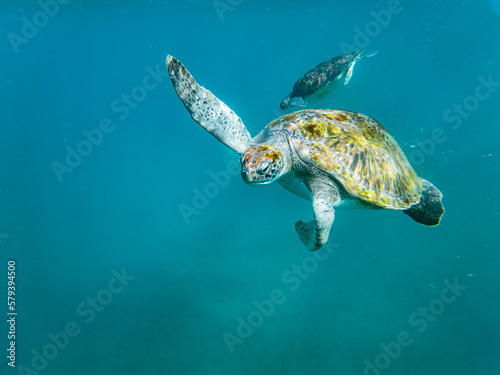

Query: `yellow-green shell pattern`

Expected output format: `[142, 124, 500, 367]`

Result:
[266, 109, 422, 209]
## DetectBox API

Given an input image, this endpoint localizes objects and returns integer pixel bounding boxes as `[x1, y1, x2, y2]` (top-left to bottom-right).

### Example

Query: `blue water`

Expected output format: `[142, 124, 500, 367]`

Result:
[2, 1, 500, 374]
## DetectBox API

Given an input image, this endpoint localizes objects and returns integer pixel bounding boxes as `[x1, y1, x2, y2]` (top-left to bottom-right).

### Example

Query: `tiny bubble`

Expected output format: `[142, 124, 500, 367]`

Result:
[468, 274, 473, 277]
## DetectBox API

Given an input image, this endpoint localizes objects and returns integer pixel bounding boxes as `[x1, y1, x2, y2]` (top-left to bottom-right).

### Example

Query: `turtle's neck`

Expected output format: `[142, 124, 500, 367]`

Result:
[260, 130, 293, 177]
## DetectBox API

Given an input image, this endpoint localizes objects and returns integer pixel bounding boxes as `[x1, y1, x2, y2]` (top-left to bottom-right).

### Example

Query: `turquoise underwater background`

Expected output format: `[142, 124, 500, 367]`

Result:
[2, 0, 500, 374]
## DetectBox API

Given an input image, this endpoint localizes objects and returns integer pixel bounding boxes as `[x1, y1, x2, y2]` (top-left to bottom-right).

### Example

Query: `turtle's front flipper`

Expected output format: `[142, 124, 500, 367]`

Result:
[290, 96, 308, 108]
[166, 55, 253, 154]
[295, 182, 341, 251]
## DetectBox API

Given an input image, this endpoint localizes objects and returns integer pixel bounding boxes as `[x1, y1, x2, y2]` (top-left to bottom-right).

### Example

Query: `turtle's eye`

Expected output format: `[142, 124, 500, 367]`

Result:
[258, 160, 272, 175]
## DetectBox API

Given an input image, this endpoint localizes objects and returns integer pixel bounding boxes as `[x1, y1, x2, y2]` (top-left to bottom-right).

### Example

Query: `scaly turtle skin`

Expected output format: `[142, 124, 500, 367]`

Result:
[167, 55, 445, 251]
[280, 50, 377, 112]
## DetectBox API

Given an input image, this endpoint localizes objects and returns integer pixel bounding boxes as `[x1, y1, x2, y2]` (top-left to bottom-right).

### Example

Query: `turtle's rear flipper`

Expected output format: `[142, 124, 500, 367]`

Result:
[361, 50, 378, 59]
[345, 50, 378, 85]
[403, 179, 445, 226]
[344, 62, 356, 84]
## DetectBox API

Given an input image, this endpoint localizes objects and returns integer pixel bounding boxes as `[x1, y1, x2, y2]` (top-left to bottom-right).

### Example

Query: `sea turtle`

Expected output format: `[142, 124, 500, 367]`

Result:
[166, 55, 444, 251]
[280, 50, 378, 112]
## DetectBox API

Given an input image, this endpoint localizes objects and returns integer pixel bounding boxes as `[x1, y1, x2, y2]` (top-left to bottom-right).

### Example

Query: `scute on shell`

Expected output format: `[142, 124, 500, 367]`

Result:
[266, 109, 421, 209]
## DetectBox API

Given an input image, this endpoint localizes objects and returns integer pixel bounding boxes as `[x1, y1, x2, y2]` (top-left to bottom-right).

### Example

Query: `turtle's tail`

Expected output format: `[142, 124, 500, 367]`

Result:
[403, 179, 445, 226]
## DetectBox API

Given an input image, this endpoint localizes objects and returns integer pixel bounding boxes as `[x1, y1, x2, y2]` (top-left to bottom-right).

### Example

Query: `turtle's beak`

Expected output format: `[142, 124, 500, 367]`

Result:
[241, 168, 256, 185]
[241, 166, 251, 184]
[241, 168, 270, 186]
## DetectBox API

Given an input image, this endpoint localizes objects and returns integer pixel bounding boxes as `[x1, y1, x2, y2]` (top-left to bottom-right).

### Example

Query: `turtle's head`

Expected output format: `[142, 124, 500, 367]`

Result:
[280, 95, 291, 113]
[241, 144, 284, 185]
